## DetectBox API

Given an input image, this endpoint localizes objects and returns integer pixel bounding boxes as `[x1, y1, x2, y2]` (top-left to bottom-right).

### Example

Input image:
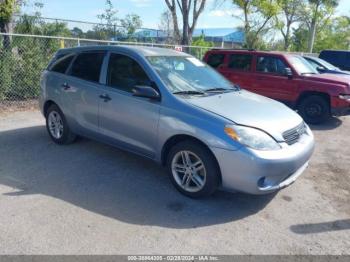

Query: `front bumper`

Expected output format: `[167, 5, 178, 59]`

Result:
[331, 97, 350, 116]
[332, 106, 350, 116]
[211, 132, 315, 195]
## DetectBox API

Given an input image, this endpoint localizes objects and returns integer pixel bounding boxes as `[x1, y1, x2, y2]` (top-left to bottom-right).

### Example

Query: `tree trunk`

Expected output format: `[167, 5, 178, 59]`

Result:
[164, 0, 181, 43]
[165, 0, 206, 46]
[284, 21, 291, 51]
[181, 0, 190, 45]
[0, 22, 11, 49]
[307, 19, 317, 53]
[307, 3, 319, 53]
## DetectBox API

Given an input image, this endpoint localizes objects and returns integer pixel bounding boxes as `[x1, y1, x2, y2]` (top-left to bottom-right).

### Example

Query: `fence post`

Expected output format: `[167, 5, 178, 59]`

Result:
[77, 38, 80, 47]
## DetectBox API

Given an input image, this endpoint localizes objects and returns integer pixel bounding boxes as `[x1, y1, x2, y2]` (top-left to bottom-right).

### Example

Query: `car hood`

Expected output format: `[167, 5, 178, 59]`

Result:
[305, 73, 350, 84]
[185, 90, 303, 141]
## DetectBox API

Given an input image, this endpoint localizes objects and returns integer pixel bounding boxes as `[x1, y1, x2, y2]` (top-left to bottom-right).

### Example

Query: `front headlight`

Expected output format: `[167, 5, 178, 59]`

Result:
[224, 125, 281, 151]
[339, 94, 350, 101]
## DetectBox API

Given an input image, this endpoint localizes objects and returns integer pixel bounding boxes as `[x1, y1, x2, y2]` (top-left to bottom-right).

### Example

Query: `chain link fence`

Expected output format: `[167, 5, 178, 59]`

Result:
[0, 33, 318, 112]
[0, 33, 214, 110]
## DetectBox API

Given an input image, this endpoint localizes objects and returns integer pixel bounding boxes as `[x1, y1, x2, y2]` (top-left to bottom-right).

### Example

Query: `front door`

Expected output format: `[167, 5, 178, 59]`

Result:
[98, 53, 160, 158]
[252, 55, 296, 103]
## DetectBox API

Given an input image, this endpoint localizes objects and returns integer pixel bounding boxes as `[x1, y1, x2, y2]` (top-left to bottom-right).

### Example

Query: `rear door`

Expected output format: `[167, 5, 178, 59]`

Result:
[218, 53, 254, 90]
[251, 55, 296, 103]
[62, 51, 106, 135]
[205, 52, 226, 69]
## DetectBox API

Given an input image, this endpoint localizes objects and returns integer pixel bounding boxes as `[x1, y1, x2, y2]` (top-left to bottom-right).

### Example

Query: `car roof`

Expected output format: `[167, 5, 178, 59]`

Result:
[56, 45, 188, 57]
[320, 49, 350, 53]
[303, 56, 318, 60]
[206, 49, 296, 57]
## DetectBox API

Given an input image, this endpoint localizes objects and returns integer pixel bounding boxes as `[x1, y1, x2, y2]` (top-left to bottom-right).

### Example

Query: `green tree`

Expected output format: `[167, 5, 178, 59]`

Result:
[96, 0, 118, 39]
[120, 14, 142, 39]
[274, 0, 303, 50]
[313, 15, 350, 52]
[71, 27, 84, 38]
[190, 33, 214, 59]
[0, 0, 22, 48]
[304, 0, 339, 52]
[158, 10, 174, 43]
[165, 0, 207, 45]
[230, 0, 280, 49]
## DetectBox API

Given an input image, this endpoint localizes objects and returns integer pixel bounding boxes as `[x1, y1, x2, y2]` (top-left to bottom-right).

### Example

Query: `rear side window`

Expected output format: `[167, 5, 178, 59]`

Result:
[228, 54, 252, 71]
[50, 54, 74, 74]
[206, 53, 225, 68]
[256, 56, 287, 75]
[70, 52, 105, 82]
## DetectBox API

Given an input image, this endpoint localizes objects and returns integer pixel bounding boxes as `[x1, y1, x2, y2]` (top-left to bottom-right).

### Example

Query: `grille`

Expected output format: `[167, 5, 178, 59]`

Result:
[283, 122, 307, 145]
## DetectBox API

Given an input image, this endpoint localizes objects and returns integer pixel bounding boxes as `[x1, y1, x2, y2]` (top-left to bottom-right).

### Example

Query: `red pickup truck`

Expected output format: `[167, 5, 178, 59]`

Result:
[203, 49, 350, 124]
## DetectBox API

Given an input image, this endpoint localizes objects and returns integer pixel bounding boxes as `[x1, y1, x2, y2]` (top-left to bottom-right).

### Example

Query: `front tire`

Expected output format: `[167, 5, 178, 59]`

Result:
[298, 95, 330, 124]
[166, 141, 220, 198]
[46, 104, 76, 145]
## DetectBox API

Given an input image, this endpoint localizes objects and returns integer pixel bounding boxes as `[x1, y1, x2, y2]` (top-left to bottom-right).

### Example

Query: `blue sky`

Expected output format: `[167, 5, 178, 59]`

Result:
[21, 0, 350, 30]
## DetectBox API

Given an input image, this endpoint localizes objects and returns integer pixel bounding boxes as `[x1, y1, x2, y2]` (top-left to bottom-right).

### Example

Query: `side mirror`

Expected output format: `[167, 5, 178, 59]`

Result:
[316, 66, 325, 72]
[132, 85, 160, 100]
[284, 67, 293, 79]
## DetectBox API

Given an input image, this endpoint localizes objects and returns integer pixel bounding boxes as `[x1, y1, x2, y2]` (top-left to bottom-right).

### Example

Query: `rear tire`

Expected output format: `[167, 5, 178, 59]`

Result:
[166, 141, 220, 198]
[46, 104, 76, 145]
[298, 95, 330, 124]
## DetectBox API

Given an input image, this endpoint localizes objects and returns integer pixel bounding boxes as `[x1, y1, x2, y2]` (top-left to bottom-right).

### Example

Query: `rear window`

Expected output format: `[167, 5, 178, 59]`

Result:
[228, 54, 252, 71]
[50, 54, 74, 74]
[69, 52, 105, 82]
[206, 53, 225, 68]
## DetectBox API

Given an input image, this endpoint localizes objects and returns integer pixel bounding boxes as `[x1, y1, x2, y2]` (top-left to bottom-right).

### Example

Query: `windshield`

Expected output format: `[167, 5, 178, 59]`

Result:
[146, 56, 236, 93]
[314, 57, 340, 70]
[287, 56, 318, 75]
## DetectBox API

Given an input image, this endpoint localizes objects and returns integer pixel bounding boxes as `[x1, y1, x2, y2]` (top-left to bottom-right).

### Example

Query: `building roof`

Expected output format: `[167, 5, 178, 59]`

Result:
[132, 27, 245, 43]
[193, 28, 244, 43]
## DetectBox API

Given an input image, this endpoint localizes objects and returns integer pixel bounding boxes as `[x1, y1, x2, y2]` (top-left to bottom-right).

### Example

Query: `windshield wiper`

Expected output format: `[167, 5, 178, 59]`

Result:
[205, 87, 229, 92]
[205, 86, 239, 92]
[173, 90, 206, 95]
[301, 72, 317, 75]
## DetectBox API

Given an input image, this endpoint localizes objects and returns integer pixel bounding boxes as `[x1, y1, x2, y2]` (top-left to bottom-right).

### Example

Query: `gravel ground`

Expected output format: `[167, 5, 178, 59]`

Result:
[0, 110, 349, 255]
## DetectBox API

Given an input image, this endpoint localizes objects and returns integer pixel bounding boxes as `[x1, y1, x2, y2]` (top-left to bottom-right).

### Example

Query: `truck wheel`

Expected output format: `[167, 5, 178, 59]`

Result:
[298, 95, 330, 124]
[166, 141, 220, 198]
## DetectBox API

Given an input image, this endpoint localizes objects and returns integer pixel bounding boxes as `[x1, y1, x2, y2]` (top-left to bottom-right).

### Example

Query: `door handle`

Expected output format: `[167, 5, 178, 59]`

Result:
[99, 94, 112, 102]
[61, 83, 71, 90]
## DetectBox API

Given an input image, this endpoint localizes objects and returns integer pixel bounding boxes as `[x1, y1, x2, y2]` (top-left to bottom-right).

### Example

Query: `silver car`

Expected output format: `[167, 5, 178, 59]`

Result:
[39, 46, 315, 198]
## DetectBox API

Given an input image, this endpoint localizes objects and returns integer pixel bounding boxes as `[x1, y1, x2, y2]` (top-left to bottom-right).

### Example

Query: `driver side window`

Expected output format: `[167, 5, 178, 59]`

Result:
[257, 56, 287, 75]
[107, 53, 152, 92]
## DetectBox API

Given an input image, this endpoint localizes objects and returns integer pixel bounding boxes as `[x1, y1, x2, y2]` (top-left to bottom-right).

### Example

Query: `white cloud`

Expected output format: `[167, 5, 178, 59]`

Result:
[130, 0, 152, 8]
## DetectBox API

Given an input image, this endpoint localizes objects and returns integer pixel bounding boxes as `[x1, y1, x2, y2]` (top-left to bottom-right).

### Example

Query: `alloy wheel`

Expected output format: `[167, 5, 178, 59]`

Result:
[171, 150, 206, 193]
[48, 111, 64, 139]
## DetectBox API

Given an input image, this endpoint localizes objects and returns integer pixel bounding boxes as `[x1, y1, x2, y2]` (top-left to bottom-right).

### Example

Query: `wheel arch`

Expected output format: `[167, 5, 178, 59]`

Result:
[43, 100, 58, 117]
[161, 134, 222, 182]
[296, 91, 331, 108]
